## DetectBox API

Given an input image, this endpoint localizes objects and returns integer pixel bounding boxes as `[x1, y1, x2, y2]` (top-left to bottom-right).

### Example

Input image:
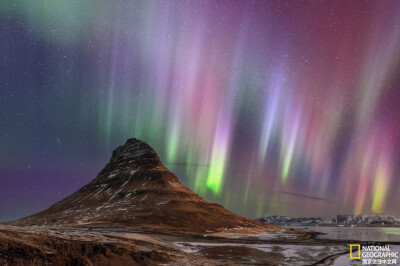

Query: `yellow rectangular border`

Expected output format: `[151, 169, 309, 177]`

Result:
[350, 244, 361, 259]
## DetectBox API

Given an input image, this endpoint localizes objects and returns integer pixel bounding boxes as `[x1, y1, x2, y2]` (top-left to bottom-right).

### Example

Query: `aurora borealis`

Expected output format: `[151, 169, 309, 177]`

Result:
[1, 1, 400, 222]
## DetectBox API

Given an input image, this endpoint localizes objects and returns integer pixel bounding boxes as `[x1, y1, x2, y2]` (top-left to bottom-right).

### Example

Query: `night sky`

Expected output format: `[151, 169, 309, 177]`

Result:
[1, 1, 400, 222]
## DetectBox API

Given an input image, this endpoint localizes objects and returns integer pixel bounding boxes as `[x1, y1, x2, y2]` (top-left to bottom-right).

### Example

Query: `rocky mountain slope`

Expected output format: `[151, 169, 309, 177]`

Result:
[11, 138, 273, 234]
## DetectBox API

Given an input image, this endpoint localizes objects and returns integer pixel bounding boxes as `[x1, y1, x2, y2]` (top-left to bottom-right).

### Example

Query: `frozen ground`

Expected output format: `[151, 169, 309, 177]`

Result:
[174, 241, 347, 265]
[331, 245, 400, 266]
[1, 224, 399, 265]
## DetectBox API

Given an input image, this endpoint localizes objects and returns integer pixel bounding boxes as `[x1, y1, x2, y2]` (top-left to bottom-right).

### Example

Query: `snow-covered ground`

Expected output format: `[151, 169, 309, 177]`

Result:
[2, 224, 399, 265]
[331, 245, 400, 266]
[174, 241, 347, 265]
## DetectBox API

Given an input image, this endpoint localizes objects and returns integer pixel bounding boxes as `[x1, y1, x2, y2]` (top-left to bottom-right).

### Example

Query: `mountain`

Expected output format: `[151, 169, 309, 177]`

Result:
[332, 214, 400, 226]
[257, 216, 324, 225]
[11, 138, 273, 234]
[257, 214, 400, 226]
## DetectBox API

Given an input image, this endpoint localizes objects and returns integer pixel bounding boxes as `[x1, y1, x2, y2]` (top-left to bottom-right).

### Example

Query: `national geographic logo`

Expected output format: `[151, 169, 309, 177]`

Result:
[350, 244, 361, 259]
[350, 244, 398, 265]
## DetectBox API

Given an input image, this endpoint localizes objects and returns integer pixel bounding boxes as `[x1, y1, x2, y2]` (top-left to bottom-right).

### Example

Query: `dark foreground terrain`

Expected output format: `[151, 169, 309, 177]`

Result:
[0, 224, 355, 265]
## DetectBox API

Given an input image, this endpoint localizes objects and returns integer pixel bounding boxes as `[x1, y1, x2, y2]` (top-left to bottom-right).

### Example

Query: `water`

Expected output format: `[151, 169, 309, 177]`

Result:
[289, 226, 400, 242]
